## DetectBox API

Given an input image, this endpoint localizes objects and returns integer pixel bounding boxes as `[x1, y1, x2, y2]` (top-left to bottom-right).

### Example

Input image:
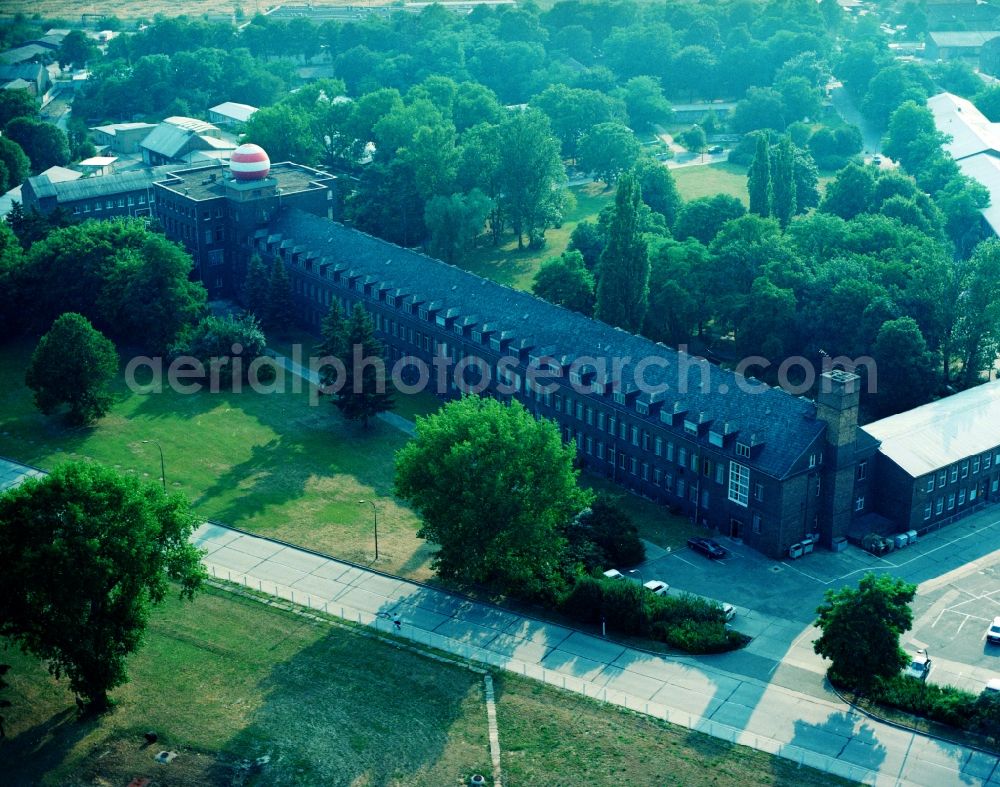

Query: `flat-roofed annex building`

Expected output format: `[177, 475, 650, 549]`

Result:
[20, 169, 157, 220]
[861, 381, 1000, 532]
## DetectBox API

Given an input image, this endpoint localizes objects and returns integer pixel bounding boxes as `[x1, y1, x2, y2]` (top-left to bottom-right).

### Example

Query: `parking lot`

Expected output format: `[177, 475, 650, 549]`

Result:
[633, 506, 1000, 692]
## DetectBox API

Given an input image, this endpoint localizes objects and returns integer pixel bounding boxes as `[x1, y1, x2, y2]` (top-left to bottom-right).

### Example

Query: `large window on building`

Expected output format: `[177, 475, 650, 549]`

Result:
[728, 462, 749, 507]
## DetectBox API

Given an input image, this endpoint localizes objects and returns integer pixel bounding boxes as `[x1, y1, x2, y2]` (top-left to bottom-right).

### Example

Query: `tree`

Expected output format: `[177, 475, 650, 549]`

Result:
[679, 125, 707, 155]
[595, 173, 649, 333]
[0, 663, 10, 737]
[0, 137, 30, 193]
[813, 573, 916, 694]
[622, 76, 672, 132]
[633, 157, 682, 227]
[793, 145, 821, 214]
[644, 238, 709, 345]
[731, 87, 786, 134]
[570, 494, 645, 568]
[532, 250, 595, 315]
[333, 303, 393, 428]
[26, 313, 118, 425]
[883, 101, 946, 176]
[820, 162, 876, 220]
[872, 317, 938, 416]
[777, 76, 821, 123]
[568, 220, 604, 270]
[770, 136, 797, 228]
[394, 396, 592, 599]
[495, 109, 566, 249]
[241, 105, 321, 165]
[0, 88, 36, 128]
[673, 194, 746, 245]
[168, 313, 268, 386]
[3, 118, 70, 172]
[58, 30, 99, 68]
[424, 189, 492, 264]
[954, 238, 1000, 386]
[242, 253, 270, 317]
[747, 134, 772, 217]
[578, 122, 641, 184]
[316, 298, 348, 392]
[264, 259, 295, 336]
[0, 462, 204, 711]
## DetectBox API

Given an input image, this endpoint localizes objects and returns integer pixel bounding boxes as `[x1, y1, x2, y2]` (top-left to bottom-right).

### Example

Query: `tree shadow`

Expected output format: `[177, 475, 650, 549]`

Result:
[205, 628, 491, 786]
[788, 709, 886, 781]
[0, 707, 95, 783]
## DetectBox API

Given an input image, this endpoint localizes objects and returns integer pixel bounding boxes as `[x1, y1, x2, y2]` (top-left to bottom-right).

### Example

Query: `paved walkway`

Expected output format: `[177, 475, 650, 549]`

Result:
[1, 457, 997, 787]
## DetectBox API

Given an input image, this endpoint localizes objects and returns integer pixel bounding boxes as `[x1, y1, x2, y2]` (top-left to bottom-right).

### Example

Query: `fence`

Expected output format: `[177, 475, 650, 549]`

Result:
[207, 561, 881, 786]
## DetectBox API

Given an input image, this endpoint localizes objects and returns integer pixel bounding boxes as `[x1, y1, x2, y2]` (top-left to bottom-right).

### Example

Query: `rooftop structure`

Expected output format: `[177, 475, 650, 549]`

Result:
[208, 102, 258, 125]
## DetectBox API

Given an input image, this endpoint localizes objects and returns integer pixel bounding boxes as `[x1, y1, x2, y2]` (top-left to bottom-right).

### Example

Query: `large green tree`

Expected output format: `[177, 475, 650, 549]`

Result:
[954, 238, 1000, 386]
[578, 122, 641, 185]
[329, 303, 393, 429]
[3, 118, 70, 172]
[595, 173, 649, 333]
[0, 462, 204, 712]
[394, 396, 592, 599]
[813, 573, 916, 694]
[532, 250, 596, 315]
[0, 89, 36, 128]
[241, 253, 270, 317]
[872, 317, 938, 417]
[264, 259, 296, 336]
[770, 136, 797, 228]
[424, 189, 492, 265]
[26, 312, 118, 425]
[747, 134, 772, 217]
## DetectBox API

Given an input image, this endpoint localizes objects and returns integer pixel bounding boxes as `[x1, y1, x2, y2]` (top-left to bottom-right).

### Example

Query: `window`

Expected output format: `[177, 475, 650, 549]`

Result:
[736, 442, 750, 459]
[935, 497, 944, 514]
[728, 462, 749, 507]
[666, 442, 675, 462]
[961, 461, 969, 479]
[208, 249, 224, 266]
[93, 201, 100, 211]
[127, 195, 134, 206]
[754, 482, 764, 502]
[205, 229, 212, 243]
[959, 489, 966, 505]
[684, 419, 698, 435]
[597, 412, 606, 430]
[138, 194, 146, 204]
[609, 416, 616, 434]
[679, 447, 687, 467]
[665, 473, 674, 492]
[677, 479, 685, 498]
[809, 453, 817, 468]
[857, 461, 867, 482]
[631, 426, 639, 446]
[709, 432, 724, 448]
[585, 436, 593, 455]
[973, 456, 981, 473]
[816, 476, 821, 497]
[554, 395, 562, 413]
[618, 452, 625, 470]
[641, 462, 649, 481]
[752, 513, 762, 534]
[585, 407, 593, 426]
[654, 437, 663, 457]
[597, 441, 605, 460]
[715, 463, 724, 484]
[855, 496, 864, 512]
[575, 401, 584, 420]
[690, 452, 698, 472]
[947, 493, 955, 510]
[653, 468, 662, 486]
[629, 456, 637, 475]
[642, 431, 650, 451]
[950, 466, 958, 483]
[924, 502, 932, 520]
[985, 454, 992, 470]
[926, 477, 935, 493]
[72, 205, 80, 214]
[117, 198, 124, 207]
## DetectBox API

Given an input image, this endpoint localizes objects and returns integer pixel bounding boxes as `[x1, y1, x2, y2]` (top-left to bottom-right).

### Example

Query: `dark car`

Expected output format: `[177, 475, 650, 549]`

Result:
[687, 537, 727, 559]
[708, 145, 724, 154]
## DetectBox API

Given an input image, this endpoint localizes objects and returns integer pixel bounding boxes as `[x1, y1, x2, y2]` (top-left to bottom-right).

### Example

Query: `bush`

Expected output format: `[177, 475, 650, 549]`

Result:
[169, 313, 272, 385]
[872, 675, 980, 730]
[651, 619, 747, 654]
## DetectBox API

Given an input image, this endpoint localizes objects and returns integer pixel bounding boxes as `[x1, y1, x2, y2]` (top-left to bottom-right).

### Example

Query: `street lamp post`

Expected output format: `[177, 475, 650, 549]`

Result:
[359, 499, 378, 560]
[142, 440, 166, 492]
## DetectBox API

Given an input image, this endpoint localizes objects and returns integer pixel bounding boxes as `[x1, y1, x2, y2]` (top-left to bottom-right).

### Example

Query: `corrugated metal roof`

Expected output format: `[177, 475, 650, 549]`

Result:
[928, 91, 1000, 161]
[37, 170, 153, 202]
[862, 381, 1000, 477]
[163, 116, 219, 135]
[956, 152, 1000, 234]
[141, 124, 194, 158]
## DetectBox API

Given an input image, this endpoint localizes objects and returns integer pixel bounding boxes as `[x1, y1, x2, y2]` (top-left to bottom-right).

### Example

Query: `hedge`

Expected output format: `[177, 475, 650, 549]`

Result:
[872, 675, 1000, 738]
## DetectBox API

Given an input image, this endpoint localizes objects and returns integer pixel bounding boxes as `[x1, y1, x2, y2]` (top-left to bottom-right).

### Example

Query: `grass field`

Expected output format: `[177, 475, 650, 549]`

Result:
[460, 181, 614, 292]
[0, 338, 698, 577]
[0, 585, 854, 787]
[673, 162, 750, 205]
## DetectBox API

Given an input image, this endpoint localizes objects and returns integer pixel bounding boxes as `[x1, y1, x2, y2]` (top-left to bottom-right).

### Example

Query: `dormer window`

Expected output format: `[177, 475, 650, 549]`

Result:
[709, 432, 724, 448]
[490, 337, 502, 352]
[636, 401, 649, 416]
[613, 391, 626, 406]
[353, 279, 364, 293]
[736, 442, 751, 459]
[418, 307, 429, 321]
[684, 419, 699, 435]
[472, 330, 482, 343]
[386, 295, 396, 307]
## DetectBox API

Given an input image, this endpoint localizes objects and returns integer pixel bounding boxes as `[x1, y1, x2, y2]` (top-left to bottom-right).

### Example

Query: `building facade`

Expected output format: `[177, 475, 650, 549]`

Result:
[20, 170, 157, 220]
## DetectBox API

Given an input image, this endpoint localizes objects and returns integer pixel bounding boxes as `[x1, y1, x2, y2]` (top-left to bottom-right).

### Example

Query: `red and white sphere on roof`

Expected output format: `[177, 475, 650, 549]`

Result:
[230, 143, 270, 181]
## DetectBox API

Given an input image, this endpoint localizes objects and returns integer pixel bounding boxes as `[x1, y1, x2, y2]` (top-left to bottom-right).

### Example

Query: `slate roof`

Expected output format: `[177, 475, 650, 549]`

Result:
[269, 208, 827, 478]
[863, 380, 1000, 477]
[140, 124, 196, 159]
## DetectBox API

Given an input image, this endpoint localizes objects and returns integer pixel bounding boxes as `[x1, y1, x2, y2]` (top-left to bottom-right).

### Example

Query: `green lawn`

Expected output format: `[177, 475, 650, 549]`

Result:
[460, 181, 615, 292]
[673, 162, 750, 205]
[0, 338, 437, 580]
[0, 585, 855, 787]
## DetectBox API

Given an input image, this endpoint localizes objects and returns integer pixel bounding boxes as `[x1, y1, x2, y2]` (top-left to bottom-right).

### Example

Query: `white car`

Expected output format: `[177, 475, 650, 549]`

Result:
[721, 602, 736, 621]
[643, 580, 669, 596]
[985, 678, 1000, 694]
[903, 650, 932, 681]
[986, 616, 1000, 645]
[602, 569, 625, 581]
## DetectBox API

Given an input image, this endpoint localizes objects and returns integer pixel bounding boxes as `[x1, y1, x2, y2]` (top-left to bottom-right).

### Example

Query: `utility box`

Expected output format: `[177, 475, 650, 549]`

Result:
[893, 533, 909, 550]
[906, 530, 918, 544]
[801, 537, 815, 554]
[789, 542, 804, 559]
[832, 536, 848, 552]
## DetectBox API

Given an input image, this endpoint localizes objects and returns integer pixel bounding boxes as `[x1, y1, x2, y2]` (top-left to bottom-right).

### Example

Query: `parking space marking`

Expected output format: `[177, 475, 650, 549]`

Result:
[778, 560, 826, 584]
[670, 553, 698, 568]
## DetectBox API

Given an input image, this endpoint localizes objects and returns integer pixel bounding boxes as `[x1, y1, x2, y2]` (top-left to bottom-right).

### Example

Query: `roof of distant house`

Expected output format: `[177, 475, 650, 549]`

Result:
[863, 380, 1000, 476]
[209, 101, 259, 122]
[78, 156, 118, 167]
[91, 122, 158, 136]
[163, 116, 219, 135]
[928, 91, 1000, 160]
[2, 78, 33, 91]
[927, 31, 1000, 47]
[28, 169, 152, 202]
[0, 44, 50, 64]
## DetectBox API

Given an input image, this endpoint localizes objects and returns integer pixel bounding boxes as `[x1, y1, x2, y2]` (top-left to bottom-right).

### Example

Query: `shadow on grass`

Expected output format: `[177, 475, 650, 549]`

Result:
[0, 707, 94, 784]
[207, 628, 490, 786]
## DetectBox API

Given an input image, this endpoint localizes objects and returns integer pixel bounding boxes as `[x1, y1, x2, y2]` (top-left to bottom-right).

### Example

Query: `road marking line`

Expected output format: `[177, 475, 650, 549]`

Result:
[670, 554, 698, 568]
[956, 617, 967, 636]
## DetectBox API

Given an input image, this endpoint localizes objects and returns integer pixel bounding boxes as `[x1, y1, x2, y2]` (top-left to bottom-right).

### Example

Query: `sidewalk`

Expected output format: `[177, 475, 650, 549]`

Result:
[1, 457, 997, 787]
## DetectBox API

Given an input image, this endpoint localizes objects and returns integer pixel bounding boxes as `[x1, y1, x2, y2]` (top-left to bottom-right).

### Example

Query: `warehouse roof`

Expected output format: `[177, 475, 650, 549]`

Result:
[862, 381, 1000, 477]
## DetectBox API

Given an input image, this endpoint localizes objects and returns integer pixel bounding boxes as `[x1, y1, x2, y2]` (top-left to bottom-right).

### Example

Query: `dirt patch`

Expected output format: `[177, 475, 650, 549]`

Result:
[75, 737, 246, 787]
